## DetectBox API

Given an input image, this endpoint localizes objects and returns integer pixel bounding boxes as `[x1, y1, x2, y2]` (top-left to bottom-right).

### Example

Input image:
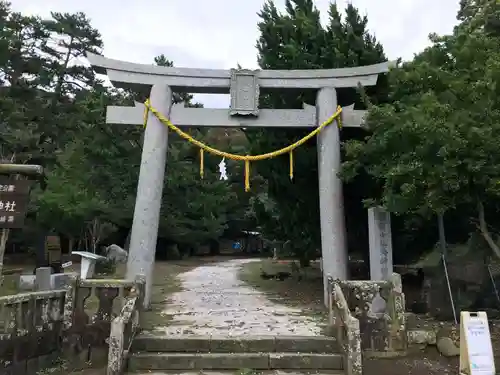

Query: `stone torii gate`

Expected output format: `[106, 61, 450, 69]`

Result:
[87, 53, 391, 307]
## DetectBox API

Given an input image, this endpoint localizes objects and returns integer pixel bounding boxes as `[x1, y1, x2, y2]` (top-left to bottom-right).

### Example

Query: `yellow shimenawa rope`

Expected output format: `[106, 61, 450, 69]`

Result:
[143, 100, 342, 191]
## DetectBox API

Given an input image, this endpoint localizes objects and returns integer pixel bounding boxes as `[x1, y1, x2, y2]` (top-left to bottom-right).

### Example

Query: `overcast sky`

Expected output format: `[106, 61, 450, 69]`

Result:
[11, 0, 460, 107]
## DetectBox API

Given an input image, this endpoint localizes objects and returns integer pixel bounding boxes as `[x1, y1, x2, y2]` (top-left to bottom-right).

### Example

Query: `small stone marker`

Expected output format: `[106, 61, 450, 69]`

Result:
[460, 311, 495, 375]
[19, 275, 36, 291]
[368, 207, 394, 281]
[51, 273, 74, 289]
[19, 272, 75, 291]
[35, 267, 52, 291]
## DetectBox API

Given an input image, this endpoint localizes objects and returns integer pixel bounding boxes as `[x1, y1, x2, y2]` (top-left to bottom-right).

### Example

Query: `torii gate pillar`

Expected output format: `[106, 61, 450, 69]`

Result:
[317, 88, 348, 303]
[126, 84, 171, 306]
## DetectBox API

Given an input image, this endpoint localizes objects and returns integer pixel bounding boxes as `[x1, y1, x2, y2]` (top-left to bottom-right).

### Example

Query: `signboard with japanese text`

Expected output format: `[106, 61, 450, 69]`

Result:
[0, 177, 33, 229]
[460, 311, 495, 375]
[0, 177, 33, 195]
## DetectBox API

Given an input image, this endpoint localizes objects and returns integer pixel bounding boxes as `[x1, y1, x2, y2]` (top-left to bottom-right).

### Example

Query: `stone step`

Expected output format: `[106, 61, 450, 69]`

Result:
[132, 335, 339, 353]
[128, 352, 344, 372]
[128, 371, 345, 375]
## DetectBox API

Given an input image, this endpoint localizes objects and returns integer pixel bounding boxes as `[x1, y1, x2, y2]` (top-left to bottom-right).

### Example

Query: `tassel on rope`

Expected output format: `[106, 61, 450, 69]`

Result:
[143, 99, 150, 128]
[199, 149, 204, 179]
[337, 105, 343, 129]
[244, 159, 250, 192]
[289, 151, 294, 181]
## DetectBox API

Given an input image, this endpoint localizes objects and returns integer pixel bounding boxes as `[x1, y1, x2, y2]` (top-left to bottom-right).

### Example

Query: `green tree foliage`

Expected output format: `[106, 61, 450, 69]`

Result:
[0, 1, 238, 255]
[249, 0, 387, 262]
[342, 0, 500, 258]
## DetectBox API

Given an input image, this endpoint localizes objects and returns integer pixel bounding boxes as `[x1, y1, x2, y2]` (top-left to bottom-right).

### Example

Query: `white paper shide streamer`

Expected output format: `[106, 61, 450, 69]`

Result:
[218, 158, 228, 181]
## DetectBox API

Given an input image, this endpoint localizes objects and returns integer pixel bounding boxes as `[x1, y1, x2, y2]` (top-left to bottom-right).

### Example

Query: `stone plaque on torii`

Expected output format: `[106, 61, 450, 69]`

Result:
[86, 53, 391, 308]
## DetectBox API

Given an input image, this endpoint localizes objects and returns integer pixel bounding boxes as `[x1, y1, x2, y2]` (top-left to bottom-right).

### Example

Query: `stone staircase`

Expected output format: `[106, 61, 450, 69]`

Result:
[127, 334, 345, 374]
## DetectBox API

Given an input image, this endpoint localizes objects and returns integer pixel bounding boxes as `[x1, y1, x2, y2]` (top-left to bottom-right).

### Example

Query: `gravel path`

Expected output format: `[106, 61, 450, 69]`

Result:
[155, 259, 322, 336]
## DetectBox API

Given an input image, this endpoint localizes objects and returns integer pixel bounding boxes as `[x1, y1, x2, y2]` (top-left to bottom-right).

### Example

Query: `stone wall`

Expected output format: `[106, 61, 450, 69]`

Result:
[407, 323, 460, 357]
[0, 290, 66, 374]
[107, 276, 145, 375]
[0, 275, 141, 374]
[327, 278, 362, 375]
[338, 273, 407, 357]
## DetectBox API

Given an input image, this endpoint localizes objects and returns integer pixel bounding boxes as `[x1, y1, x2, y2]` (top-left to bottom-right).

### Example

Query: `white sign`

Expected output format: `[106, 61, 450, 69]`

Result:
[62, 261, 73, 268]
[460, 311, 495, 375]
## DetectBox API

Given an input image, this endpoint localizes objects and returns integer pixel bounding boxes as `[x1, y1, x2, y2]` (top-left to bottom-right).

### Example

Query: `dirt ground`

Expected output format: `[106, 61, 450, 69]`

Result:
[362, 351, 458, 375]
[238, 259, 466, 375]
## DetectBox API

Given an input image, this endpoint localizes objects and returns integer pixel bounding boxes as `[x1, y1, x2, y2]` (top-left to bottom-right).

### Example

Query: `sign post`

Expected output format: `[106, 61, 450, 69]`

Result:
[0, 177, 33, 229]
[460, 311, 495, 375]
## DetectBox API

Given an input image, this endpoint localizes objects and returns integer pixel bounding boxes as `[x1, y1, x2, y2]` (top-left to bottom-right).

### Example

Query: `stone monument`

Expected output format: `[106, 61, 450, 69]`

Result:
[105, 244, 128, 264]
[87, 53, 391, 307]
[368, 206, 394, 281]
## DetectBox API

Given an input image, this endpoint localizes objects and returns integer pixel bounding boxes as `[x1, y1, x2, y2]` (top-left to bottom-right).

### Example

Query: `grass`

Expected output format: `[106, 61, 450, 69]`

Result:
[140, 259, 195, 330]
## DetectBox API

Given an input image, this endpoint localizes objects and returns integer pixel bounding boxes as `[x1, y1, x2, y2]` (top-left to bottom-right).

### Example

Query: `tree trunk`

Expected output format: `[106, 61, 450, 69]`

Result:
[59, 233, 70, 254]
[51, 39, 73, 106]
[0, 229, 9, 285]
[477, 200, 500, 259]
[209, 239, 220, 255]
[437, 213, 447, 256]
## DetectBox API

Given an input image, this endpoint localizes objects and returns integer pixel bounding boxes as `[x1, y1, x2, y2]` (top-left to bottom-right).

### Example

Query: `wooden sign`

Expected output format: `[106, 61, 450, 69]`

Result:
[0, 178, 33, 229]
[460, 311, 495, 375]
[0, 177, 33, 194]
